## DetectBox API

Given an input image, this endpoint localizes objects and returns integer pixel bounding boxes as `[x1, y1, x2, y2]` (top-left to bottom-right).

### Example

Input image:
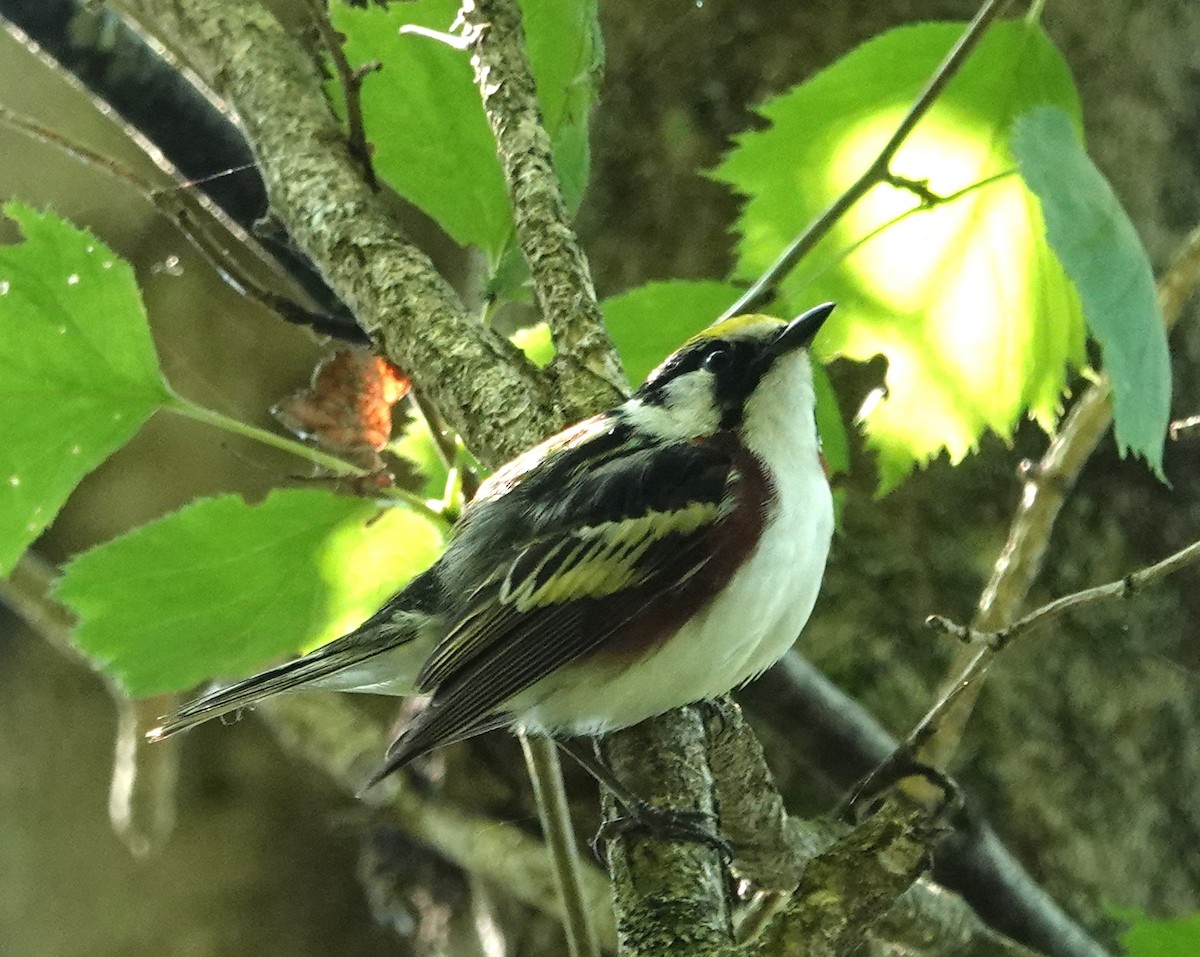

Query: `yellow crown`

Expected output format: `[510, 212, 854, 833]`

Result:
[685, 313, 783, 345]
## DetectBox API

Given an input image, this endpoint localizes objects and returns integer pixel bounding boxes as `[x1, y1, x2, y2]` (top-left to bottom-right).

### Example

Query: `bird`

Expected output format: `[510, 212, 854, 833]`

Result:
[149, 303, 836, 798]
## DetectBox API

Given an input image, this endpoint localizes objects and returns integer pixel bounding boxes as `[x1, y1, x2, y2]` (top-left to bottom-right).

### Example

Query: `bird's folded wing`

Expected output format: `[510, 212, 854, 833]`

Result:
[384, 440, 756, 766]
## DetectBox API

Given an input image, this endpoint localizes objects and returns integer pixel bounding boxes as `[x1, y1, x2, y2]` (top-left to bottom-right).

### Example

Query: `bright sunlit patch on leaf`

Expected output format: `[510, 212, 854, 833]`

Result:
[712, 21, 1087, 491]
[311, 501, 445, 647]
[58, 489, 445, 696]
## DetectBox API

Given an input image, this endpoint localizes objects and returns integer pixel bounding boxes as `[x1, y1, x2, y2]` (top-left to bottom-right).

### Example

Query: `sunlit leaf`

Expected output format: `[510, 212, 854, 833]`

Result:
[332, 0, 599, 265]
[0, 203, 171, 573]
[713, 21, 1086, 490]
[1013, 106, 1170, 477]
[58, 489, 445, 696]
[511, 321, 555, 368]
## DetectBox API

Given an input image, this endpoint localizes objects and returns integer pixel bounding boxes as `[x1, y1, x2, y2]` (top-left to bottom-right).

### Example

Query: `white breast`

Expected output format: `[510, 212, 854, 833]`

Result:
[516, 351, 834, 735]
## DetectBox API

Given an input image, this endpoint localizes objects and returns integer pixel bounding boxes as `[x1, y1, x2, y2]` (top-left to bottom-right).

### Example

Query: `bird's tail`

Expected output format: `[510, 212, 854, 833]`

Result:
[147, 608, 431, 742]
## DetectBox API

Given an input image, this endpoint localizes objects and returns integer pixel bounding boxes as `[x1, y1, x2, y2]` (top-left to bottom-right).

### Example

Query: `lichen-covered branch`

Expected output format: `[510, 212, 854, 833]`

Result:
[601, 710, 733, 956]
[125, 0, 563, 465]
[746, 799, 931, 957]
[459, 0, 628, 416]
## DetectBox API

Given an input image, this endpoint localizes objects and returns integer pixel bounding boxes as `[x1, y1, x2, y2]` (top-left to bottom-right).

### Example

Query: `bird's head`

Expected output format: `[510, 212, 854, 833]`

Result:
[623, 302, 834, 448]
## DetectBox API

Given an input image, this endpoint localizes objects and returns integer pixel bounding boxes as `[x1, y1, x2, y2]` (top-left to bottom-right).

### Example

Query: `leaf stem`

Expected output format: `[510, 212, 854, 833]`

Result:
[720, 0, 1009, 319]
[164, 394, 367, 475]
[164, 396, 453, 529]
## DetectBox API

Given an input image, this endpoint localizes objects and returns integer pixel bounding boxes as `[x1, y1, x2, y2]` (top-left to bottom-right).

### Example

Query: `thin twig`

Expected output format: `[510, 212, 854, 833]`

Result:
[721, 0, 1009, 319]
[0, 103, 353, 333]
[520, 737, 601, 957]
[458, 0, 628, 415]
[303, 0, 378, 187]
[917, 221, 1200, 770]
[792, 170, 1015, 293]
[928, 538, 1200, 649]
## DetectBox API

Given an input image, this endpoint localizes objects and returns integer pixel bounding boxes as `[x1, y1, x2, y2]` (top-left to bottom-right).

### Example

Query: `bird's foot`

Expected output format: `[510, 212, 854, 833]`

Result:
[592, 799, 732, 862]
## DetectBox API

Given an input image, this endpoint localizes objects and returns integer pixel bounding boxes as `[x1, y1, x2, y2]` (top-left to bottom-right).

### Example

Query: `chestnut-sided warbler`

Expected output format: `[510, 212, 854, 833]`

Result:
[151, 304, 835, 789]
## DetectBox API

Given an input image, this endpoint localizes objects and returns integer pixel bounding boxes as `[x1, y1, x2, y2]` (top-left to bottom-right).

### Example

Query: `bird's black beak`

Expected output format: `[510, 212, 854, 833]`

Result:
[770, 302, 835, 357]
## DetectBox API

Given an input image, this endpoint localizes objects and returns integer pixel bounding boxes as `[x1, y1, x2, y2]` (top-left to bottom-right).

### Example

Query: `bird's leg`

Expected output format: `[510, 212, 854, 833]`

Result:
[554, 737, 731, 861]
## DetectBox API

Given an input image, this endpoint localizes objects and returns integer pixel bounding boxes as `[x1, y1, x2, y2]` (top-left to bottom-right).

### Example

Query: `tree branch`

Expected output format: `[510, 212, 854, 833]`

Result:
[927, 537, 1200, 648]
[125, 0, 562, 465]
[918, 220, 1200, 769]
[743, 655, 1112, 957]
[705, 696, 1048, 957]
[521, 735, 601, 957]
[601, 710, 733, 955]
[745, 799, 932, 957]
[460, 0, 627, 415]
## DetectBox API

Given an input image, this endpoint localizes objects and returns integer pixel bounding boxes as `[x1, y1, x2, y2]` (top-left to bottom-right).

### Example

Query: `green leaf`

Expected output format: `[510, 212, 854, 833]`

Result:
[712, 21, 1087, 491]
[390, 414, 451, 502]
[602, 279, 745, 384]
[1119, 910, 1200, 957]
[332, 0, 599, 264]
[0, 204, 171, 574]
[811, 362, 850, 479]
[522, 0, 603, 213]
[58, 489, 445, 696]
[1013, 106, 1170, 477]
[510, 321, 555, 367]
[602, 278, 849, 476]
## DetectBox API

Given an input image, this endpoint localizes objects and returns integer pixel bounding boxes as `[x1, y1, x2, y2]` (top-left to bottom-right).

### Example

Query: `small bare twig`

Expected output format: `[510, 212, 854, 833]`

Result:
[0, 103, 360, 336]
[521, 737, 601, 957]
[304, 0, 378, 187]
[919, 221, 1200, 770]
[721, 0, 1009, 318]
[928, 537, 1200, 650]
[877, 535, 1200, 807]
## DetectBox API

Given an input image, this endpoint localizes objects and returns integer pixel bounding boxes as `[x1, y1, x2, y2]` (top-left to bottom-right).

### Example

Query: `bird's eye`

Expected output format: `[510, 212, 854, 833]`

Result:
[702, 347, 730, 372]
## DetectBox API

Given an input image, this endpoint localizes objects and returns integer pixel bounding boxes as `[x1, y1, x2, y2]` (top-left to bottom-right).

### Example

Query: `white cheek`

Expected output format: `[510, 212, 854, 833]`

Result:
[624, 373, 719, 439]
